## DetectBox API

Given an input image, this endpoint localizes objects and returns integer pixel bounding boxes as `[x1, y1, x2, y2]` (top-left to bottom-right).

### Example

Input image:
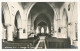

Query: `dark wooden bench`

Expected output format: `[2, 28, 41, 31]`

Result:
[2, 36, 40, 49]
[45, 37, 71, 48]
[3, 41, 30, 49]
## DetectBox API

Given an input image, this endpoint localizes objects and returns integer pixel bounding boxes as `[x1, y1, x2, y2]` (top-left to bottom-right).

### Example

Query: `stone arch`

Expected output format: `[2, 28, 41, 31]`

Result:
[34, 14, 51, 28]
[2, 2, 11, 26]
[33, 12, 52, 26]
[26, 2, 56, 29]
[34, 14, 51, 33]
[14, 10, 22, 39]
[2, 2, 12, 41]
[27, 2, 54, 35]
[37, 21, 47, 27]
[62, 8, 68, 38]
[15, 10, 22, 29]
[63, 8, 68, 27]
[26, 2, 56, 19]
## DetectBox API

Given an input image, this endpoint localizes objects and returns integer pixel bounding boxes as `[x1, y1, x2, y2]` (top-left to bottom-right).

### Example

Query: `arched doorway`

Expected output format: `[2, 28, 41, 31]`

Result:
[14, 11, 22, 39]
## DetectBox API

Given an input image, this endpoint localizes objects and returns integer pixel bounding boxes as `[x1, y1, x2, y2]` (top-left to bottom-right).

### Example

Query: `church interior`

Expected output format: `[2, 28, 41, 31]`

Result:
[2, 2, 78, 49]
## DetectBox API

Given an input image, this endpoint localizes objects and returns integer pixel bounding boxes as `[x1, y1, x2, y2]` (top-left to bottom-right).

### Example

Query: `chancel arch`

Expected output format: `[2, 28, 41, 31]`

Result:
[27, 2, 54, 36]
[34, 14, 51, 34]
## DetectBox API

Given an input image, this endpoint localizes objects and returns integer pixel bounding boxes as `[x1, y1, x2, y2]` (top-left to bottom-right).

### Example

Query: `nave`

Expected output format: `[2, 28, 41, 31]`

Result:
[2, 2, 78, 49]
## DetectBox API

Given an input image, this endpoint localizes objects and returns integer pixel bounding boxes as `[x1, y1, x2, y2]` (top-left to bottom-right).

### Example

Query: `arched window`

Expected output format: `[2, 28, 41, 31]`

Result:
[36, 27, 39, 34]
[46, 27, 49, 33]
[41, 27, 44, 33]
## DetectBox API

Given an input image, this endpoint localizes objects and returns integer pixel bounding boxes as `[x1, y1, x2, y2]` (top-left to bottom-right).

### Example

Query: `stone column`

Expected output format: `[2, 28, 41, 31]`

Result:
[53, 9, 59, 37]
[7, 25, 13, 41]
[25, 28, 28, 39]
[61, 27, 67, 38]
[53, 19, 58, 37]
[30, 26, 34, 33]
[18, 28, 23, 39]
[44, 26, 46, 34]
[2, 28, 7, 42]
[2, 28, 6, 39]
[39, 26, 41, 33]
[27, 25, 31, 35]
[51, 26, 54, 35]
[19, 28, 28, 39]
[38, 26, 40, 33]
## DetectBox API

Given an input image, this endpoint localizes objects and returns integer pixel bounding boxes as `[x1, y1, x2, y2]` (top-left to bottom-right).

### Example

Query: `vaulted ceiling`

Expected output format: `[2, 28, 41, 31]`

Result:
[19, 2, 64, 9]
[18, 2, 64, 30]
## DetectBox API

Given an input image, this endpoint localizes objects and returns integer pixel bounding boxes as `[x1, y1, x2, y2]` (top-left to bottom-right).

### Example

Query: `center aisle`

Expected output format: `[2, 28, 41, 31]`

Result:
[35, 36, 47, 49]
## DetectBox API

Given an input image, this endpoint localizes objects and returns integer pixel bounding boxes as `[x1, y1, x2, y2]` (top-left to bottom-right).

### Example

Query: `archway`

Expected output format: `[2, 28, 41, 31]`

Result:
[2, 10, 7, 41]
[34, 14, 51, 35]
[14, 11, 22, 39]
[2, 2, 12, 41]
[27, 2, 54, 36]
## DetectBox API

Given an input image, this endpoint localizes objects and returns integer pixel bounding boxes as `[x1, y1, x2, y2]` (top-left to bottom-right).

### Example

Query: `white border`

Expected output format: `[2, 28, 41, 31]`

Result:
[0, 0, 80, 51]
[0, 0, 79, 2]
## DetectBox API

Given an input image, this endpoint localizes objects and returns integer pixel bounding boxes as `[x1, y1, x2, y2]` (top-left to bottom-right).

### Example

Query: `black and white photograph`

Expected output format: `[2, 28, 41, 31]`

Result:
[1, 2, 78, 49]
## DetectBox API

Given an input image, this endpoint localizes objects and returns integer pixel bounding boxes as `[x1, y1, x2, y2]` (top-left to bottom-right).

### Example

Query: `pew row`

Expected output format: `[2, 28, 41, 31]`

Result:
[45, 37, 71, 48]
[2, 36, 40, 49]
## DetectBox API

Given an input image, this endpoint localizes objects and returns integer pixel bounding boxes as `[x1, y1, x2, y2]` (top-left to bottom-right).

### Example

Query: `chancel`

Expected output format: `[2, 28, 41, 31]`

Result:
[2, 2, 78, 49]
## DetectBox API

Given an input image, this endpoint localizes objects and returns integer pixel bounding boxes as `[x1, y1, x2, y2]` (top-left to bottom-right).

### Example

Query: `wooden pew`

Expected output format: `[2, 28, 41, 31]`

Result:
[45, 37, 71, 48]
[2, 36, 40, 49]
